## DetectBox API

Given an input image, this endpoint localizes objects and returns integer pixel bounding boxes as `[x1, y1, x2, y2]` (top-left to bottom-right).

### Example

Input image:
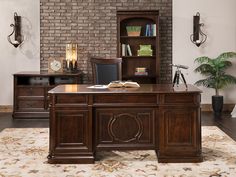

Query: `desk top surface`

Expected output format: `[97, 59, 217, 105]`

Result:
[49, 84, 202, 94]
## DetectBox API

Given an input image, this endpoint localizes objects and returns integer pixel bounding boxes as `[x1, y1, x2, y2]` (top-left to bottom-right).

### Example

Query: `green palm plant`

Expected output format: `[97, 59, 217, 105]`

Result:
[194, 52, 236, 96]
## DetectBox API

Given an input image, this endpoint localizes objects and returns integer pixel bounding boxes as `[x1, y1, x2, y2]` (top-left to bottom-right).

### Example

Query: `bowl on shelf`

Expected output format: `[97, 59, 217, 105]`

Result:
[126, 26, 141, 36]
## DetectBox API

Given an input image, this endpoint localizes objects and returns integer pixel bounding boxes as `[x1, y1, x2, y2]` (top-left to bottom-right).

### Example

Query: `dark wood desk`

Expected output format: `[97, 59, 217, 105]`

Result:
[48, 84, 202, 163]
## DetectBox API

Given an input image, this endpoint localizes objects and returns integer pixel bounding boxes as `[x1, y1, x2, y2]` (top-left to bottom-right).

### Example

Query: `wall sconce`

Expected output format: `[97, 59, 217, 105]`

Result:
[7, 12, 24, 48]
[66, 44, 78, 72]
[190, 12, 207, 47]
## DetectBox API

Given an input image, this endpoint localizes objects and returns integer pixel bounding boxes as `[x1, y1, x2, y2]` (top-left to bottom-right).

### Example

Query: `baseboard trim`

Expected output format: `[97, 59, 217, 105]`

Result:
[201, 104, 235, 112]
[0, 105, 13, 112]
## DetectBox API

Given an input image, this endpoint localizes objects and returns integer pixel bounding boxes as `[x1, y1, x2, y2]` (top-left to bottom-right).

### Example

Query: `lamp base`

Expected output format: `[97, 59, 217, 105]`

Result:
[65, 68, 78, 73]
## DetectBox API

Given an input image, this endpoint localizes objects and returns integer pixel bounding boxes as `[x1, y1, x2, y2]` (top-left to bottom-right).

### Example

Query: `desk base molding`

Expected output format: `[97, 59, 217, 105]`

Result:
[157, 155, 203, 163]
[47, 154, 95, 164]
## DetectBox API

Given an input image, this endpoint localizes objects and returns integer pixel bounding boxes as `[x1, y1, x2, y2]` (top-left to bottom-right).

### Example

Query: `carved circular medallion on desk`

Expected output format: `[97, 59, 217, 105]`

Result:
[109, 113, 142, 142]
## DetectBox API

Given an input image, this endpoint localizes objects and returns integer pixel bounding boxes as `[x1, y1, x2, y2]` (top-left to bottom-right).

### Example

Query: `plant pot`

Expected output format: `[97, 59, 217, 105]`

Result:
[212, 95, 223, 115]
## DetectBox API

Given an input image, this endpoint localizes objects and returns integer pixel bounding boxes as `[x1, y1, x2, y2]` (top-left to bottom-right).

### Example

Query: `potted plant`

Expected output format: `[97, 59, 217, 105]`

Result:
[194, 52, 236, 115]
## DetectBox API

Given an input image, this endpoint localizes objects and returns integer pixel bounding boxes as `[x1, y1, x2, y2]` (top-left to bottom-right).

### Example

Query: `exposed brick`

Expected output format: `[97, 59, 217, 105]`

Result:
[40, 0, 172, 84]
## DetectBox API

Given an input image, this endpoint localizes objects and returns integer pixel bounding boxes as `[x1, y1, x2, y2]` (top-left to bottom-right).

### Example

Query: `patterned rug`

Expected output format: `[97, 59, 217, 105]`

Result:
[0, 126, 236, 177]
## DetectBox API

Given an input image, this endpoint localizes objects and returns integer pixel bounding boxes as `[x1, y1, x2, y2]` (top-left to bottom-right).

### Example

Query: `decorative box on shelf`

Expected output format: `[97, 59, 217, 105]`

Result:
[137, 45, 153, 56]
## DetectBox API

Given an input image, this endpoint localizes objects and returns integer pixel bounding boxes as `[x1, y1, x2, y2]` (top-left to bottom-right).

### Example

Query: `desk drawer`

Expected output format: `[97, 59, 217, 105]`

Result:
[18, 87, 44, 96]
[94, 94, 157, 104]
[55, 94, 88, 104]
[161, 94, 195, 104]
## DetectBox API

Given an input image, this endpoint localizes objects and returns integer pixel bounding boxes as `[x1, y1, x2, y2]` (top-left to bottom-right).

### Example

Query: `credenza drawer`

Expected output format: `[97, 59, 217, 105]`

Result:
[18, 100, 44, 109]
[55, 94, 88, 104]
[161, 94, 195, 104]
[94, 94, 157, 104]
[54, 77, 76, 84]
[18, 87, 44, 96]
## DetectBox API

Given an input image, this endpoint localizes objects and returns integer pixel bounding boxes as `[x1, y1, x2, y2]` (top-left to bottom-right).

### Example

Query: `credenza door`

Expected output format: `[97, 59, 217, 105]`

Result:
[48, 107, 94, 164]
[158, 106, 202, 162]
[54, 109, 90, 151]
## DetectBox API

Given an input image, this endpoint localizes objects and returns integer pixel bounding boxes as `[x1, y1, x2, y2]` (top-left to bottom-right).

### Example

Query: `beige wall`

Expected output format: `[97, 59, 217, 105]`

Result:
[0, 0, 40, 105]
[173, 0, 236, 104]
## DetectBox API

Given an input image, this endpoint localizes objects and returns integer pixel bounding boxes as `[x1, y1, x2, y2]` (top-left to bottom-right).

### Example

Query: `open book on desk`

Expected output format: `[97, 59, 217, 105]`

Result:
[107, 81, 140, 88]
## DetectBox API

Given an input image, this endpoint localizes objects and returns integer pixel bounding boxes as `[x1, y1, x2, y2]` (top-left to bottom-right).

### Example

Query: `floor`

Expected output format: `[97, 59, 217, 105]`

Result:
[0, 111, 236, 141]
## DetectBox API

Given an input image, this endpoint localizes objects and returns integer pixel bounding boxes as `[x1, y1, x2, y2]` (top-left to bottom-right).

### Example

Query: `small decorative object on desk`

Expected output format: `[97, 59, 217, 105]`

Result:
[126, 26, 141, 36]
[135, 67, 148, 76]
[66, 44, 78, 73]
[87, 85, 108, 89]
[137, 45, 153, 56]
[108, 81, 140, 88]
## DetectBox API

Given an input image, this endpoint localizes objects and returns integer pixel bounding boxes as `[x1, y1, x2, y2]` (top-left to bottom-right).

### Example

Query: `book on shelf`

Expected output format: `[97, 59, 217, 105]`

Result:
[107, 81, 140, 88]
[135, 72, 148, 76]
[153, 24, 156, 36]
[145, 24, 156, 37]
[121, 43, 126, 56]
[121, 44, 132, 56]
[127, 44, 132, 56]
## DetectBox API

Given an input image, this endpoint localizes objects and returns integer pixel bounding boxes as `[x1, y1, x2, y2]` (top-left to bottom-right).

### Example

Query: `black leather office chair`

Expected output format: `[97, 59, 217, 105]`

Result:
[90, 57, 122, 85]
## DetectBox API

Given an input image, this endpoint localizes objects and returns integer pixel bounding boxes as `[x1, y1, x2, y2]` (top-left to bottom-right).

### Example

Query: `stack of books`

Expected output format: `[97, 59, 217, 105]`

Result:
[135, 67, 148, 76]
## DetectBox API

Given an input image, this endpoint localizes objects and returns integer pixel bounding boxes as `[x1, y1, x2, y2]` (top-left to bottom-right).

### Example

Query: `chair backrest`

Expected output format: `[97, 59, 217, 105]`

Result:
[90, 57, 122, 85]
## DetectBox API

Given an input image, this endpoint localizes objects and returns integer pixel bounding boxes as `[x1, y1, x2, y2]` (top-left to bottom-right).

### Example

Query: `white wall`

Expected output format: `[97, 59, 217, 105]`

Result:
[173, 0, 236, 104]
[0, 0, 40, 105]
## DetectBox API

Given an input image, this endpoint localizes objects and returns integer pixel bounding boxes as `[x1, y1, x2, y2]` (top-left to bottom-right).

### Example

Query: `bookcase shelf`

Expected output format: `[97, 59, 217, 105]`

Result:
[122, 56, 156, 59]
[117, 10, 160, 84]
[123, 75, 156, 78]
[120, 36, 156, 39]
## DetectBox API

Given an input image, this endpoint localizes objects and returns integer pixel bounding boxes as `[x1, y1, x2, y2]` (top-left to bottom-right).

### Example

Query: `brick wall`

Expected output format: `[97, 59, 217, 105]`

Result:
[40, 0, 172, 83]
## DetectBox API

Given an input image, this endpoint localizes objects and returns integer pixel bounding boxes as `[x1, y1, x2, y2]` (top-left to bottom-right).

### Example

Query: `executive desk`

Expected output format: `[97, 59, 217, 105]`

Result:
[48, 84, 202, 164]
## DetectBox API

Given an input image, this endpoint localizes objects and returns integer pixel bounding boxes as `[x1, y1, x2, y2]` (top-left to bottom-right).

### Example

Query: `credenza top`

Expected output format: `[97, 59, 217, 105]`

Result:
[48, 84, 202, 94]
[13, 71, 83, 76]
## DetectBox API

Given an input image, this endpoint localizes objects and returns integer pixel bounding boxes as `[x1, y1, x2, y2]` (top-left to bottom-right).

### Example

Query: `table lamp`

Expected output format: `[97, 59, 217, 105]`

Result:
[66, 44, 77, 72]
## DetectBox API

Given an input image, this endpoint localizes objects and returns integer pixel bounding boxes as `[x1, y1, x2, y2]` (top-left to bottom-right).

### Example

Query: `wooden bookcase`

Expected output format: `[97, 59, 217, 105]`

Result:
[117, 10, 160, 84]
[13, 71, 83, 119]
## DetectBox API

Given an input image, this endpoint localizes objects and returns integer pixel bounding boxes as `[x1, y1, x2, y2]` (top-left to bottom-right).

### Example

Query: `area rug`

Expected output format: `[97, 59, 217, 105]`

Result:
[0, 127, 236, 177]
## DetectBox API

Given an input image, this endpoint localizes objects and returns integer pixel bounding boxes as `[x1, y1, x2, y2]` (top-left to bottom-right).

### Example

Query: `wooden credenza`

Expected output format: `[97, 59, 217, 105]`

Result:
[48, 84, 202, 163]
[13, 71, 83, 119]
